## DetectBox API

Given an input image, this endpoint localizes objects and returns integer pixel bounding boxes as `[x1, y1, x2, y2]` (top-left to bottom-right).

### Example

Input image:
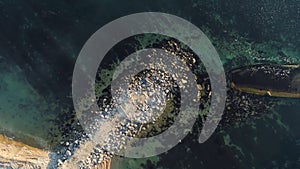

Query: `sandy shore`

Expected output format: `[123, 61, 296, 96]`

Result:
[0, 134, 112, 169]
[0, 134, 50, 168]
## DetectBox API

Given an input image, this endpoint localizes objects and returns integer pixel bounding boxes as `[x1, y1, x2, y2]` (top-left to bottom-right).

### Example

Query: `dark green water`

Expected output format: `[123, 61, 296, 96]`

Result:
[0, 0, 299, 168]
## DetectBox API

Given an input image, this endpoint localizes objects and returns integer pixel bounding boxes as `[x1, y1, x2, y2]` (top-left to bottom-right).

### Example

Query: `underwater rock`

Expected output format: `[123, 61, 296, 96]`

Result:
[229, 64, 300, 98]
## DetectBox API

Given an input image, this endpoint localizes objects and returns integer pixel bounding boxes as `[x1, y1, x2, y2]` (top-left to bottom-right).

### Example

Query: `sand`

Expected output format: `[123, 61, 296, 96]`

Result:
[0, 134, 50, 168]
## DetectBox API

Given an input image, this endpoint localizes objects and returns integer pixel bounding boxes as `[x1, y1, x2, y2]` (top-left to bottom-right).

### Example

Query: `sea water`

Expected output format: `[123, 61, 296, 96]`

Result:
[0, 57, 61, 149]
[0, 0, 299, 168]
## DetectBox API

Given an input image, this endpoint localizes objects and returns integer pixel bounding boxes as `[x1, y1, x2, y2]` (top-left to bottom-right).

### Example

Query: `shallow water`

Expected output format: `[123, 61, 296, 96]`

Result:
[0, 57, 57, 148]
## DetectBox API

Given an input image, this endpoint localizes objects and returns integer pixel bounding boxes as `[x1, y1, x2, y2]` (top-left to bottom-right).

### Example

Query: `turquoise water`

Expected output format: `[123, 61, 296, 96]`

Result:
[0, 0, 299, 168]
[0, 57, 63, 149]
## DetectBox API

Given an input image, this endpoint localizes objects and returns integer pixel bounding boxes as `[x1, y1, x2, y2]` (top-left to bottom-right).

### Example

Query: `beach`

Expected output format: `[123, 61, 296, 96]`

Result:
[0, 134, 50, 168]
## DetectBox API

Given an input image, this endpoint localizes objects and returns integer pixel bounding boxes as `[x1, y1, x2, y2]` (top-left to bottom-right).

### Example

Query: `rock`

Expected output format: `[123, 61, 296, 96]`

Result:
[58, 159, 63, 166]
[66, 150, 72, 156]
[74, 140, 79, 145]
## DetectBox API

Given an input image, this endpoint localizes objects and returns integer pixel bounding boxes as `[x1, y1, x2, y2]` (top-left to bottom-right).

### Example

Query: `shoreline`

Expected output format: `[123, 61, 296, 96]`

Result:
[0, 128, 52, 150]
